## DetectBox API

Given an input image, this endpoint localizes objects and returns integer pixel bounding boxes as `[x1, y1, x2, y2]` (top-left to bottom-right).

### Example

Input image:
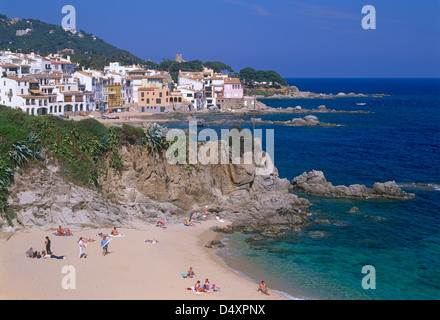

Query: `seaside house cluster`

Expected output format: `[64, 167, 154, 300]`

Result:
[0, 50, 249, 117]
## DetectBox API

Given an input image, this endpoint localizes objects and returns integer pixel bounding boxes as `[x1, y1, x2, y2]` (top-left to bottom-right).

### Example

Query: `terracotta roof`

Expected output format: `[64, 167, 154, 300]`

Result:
[63, 91, 93, 95]
[17, 95, 49, 99]
[5, 76, 32, 82]
[33, 73, 72, 79]
[224, 77, 241, 84]
[0, 63, 19, 68]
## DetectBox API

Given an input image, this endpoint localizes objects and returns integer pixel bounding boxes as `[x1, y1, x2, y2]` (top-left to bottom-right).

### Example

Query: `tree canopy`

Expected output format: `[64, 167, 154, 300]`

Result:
[239, 67, 287, 87]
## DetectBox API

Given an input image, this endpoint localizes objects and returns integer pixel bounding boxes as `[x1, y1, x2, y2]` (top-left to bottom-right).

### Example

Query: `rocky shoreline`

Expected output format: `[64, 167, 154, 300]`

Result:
[1, 139, 414, 240]
[291, 170, 415, 200]
[1, 144, 310, 236]
[254, 86, 388, 100]
[195, 114, 339, 127]
[152, 104, 372, 120]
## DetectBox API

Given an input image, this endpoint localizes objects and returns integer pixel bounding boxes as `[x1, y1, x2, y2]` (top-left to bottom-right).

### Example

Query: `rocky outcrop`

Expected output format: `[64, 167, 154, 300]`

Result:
[200, 115, 337, 127]
[291, 170, 415, 200]
[256, 89, 388, 100]
[3, 165, 143, 231]
[1, 138, 311, 233]
[98, 144, 310, 233]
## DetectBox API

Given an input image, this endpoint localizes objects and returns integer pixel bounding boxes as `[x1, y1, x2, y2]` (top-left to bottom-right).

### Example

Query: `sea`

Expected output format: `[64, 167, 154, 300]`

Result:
[170, 78, 440, 300]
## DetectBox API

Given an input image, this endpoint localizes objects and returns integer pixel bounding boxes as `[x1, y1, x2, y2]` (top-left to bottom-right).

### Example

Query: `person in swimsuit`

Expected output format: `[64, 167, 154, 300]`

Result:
[257, 281, 270, 295]
[187, 267, 196, 278]
[57, 226, 65, 236]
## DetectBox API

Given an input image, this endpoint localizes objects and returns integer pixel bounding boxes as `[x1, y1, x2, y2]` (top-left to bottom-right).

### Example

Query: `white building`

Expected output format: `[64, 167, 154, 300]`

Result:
[177, 86, 206, 110]
[0, 73, 96, 116]
[104, 62, 140, 75]
[74, 70, 105, 108]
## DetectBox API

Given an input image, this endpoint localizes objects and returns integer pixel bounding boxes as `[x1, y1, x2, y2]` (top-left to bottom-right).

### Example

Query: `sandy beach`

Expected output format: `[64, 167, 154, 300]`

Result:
[0, 220, 289, 300]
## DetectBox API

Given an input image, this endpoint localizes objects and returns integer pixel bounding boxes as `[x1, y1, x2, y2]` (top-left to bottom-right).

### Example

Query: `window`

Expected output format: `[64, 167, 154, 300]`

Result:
[156, 98, 161, 104]
[141, 92, 144, 97]
[159, 92, 162, 97]
[146, 98, 150, 104]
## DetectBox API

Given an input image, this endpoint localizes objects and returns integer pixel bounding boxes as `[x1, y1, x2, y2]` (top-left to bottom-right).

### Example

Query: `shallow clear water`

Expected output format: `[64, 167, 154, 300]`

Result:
[172, 78, 440, 299]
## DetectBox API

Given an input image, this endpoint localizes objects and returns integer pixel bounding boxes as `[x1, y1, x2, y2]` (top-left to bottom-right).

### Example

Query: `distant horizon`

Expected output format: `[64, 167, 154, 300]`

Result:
[1, 0, 439, 78]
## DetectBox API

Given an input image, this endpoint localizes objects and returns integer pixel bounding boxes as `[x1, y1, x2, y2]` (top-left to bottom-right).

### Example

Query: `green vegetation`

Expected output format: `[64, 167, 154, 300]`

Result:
[0, 105, 123, 222]
[0, 104, 176, 225]
[136, 123, 169, 154]
[235, 67, 287, 88]
[203, 61, 234, 73]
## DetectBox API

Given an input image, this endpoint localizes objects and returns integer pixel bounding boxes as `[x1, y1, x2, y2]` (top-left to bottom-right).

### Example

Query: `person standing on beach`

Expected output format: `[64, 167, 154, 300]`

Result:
[78, 237, 86, 258]
[204, 206, 209, 220]
[45, 236, 52, 254]
[101, 235, 109, 256]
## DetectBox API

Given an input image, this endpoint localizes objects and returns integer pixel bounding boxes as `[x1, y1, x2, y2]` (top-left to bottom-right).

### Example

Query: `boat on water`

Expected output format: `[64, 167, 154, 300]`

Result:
[356, 102, 367, 106]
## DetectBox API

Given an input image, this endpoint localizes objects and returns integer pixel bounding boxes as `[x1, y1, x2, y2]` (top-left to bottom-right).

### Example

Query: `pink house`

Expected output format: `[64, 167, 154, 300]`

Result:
[223, 78, 243, 99]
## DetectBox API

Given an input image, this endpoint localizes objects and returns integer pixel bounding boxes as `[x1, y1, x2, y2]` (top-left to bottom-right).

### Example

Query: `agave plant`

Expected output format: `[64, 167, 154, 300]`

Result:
[28, 133, 41, 145]
[0, 166, 14, 191]
[8, 142, 33, 167]
[100, 135, 111, 152]
[139, 123, 167, 153]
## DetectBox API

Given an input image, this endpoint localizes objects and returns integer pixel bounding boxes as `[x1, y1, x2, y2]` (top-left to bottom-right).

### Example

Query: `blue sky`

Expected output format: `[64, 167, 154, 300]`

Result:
[1, 0, 439, 77]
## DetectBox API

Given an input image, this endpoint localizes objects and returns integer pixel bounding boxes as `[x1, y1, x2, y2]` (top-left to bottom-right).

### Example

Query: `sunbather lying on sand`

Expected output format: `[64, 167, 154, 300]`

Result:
[156, 221, 167, 229]
[184, 219, 196, 227]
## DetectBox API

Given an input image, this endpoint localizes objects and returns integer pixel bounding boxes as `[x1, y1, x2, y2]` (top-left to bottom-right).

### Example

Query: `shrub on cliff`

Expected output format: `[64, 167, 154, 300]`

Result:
[0, 105, 127, 222]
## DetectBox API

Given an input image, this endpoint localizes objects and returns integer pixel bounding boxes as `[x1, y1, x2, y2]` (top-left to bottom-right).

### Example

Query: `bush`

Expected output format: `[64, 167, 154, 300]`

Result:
[76, 118, 108, 140]
[121, 124, 144, 145]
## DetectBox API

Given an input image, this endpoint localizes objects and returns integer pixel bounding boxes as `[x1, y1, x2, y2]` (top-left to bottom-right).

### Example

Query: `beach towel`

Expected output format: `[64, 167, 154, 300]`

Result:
[53, 233, 74, 237]
[109, 234, 125, 238]
[186, 286, 201, 295]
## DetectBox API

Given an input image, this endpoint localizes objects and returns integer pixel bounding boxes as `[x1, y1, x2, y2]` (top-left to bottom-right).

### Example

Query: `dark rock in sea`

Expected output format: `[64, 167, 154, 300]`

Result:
[210, 240, 223, 246]
[349, 206, 359, 213]
[246, 235, 264, 242]
[291, 170, 415, 200]
[260, 230, 286, 238]
[306, 230, 331, 240]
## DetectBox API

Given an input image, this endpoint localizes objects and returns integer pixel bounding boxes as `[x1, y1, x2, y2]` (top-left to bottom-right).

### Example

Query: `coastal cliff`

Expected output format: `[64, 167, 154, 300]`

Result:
[99, 144, 310, 233]
[1, 145, 310, 233]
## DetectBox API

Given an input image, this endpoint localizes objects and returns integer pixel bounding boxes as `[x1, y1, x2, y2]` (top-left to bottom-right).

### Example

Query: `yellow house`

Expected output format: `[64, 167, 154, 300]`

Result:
[107, 83, 121, 107]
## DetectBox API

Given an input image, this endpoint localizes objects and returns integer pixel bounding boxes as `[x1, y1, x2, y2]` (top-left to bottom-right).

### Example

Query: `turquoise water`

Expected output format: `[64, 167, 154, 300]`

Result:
[213, 79, 440, 300]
